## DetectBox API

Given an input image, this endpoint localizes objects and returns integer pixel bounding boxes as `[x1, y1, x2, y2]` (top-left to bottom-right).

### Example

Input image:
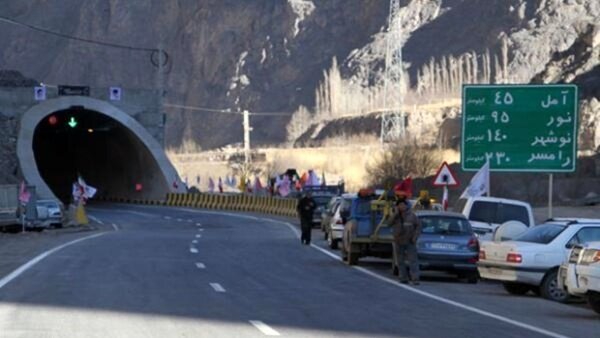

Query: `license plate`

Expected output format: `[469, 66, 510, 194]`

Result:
[489, 267, 503, 275]
[429, 242, 458, 250]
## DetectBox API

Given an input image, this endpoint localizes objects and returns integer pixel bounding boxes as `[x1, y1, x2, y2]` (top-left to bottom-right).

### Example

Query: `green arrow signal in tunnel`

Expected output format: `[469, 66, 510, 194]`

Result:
[68, 117, 78, 128]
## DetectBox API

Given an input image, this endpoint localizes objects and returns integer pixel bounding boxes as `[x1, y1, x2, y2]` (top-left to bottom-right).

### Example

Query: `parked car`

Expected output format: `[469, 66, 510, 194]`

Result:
[477, 218, 600, 302]
[36, 199, 64, 228]
[406, 211, 480, 283]
[325, 193, 355, 249]
[320, 196, 341, 235]
[558, 241, 600, 315]
[454, 196, 534, 240]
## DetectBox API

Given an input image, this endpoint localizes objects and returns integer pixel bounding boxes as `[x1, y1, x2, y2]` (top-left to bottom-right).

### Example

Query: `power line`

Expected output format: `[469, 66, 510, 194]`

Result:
[164, 103, 293, 116]
[0, 15, 158, 52]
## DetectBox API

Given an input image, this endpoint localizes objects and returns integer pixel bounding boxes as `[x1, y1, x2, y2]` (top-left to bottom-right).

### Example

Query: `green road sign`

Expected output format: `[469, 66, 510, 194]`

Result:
[68, 117, 78, 128]
[461, 84, 578, 172]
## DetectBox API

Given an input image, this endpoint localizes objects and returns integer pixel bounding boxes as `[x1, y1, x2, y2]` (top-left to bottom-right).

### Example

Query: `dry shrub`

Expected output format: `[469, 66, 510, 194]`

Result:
[366, 141, 440, 188]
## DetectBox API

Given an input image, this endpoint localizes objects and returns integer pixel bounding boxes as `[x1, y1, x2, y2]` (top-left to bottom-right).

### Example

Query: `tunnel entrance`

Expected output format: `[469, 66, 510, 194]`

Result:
[32, 107, 166, 203]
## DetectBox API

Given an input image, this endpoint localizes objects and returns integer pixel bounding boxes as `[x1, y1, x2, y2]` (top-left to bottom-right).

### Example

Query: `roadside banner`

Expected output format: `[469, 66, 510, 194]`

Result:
[460, 160, 490, 199]
[78, 176, 97, 199]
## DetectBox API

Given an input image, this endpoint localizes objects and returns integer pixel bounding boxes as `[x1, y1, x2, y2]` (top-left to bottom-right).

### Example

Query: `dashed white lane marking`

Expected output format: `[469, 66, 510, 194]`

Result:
[192, 240, 198, 244]
[164, 216, 171, 220]
[195, 234, 202, 238]
[126, 210, 155, 218]
[187, 219, 194, 223]
[197, 228, 204, 232]
[210, 283, 226, 292]
[167, 207, 570, 338]
[0, 233, 107, 289]
[196, 223, 202, 227]
[249, 321, 280, 336]
[195, 262, 206, 269]
[189, 247, 198, 254]
[111, 223, 120, 231]
[177, 218, 184, 222]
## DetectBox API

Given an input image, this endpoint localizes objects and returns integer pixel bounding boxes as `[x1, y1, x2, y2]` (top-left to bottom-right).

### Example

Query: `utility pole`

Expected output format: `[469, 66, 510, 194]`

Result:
[243, 110, 252, 164]
[381, 0, 405, 143]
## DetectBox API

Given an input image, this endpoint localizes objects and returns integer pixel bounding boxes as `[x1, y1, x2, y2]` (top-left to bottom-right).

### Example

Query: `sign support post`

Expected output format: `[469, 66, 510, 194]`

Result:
[548, 174, 553, 219]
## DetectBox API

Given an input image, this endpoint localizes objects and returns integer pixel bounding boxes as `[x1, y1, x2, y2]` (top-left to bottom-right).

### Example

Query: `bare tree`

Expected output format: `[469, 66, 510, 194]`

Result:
[286, 105, 312, 142]
[366, 141, 440, 188]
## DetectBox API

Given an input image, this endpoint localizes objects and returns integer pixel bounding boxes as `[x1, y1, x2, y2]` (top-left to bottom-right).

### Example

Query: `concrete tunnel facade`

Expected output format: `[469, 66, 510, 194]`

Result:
[17, 96, 184, 203]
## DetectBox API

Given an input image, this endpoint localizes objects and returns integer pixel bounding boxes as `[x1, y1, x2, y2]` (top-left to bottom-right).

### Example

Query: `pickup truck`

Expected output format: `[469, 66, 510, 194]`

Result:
[454, 196, 534, 240]
[559, 241, 600, 315]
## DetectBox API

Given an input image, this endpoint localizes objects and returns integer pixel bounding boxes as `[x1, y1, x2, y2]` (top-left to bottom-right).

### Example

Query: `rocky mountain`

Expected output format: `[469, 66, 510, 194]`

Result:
[0, 0, 598, 150]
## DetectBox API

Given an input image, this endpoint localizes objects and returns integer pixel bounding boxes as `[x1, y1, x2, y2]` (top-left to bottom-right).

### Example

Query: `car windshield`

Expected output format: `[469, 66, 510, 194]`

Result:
[420, 216, 472, 235]
[313, 196, 333, 206]
[513, 224, 566, 244]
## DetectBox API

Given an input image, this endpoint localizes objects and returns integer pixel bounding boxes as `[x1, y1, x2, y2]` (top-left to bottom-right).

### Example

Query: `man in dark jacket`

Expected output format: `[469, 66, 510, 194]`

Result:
[297, 192, 317, 245]
[387, 198, 422, 284]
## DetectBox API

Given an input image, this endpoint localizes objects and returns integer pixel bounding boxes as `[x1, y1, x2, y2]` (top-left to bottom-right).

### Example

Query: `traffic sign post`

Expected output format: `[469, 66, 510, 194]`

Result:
[432, 162, 459, 211]
[461, 84, 578, 172]
[462, 84, 579, 218]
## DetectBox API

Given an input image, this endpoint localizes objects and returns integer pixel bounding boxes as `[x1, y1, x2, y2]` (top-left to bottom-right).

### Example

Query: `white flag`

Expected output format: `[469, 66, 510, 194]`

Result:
[460, 160, 489, 199]
[78, 176, 97, 199]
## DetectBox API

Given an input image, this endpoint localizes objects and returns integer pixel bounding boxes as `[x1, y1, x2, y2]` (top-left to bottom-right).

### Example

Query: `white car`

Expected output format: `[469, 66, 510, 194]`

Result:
[326, 194, 355, 250]
[477, 219, 600, 302]
[558, 241, 600, 315]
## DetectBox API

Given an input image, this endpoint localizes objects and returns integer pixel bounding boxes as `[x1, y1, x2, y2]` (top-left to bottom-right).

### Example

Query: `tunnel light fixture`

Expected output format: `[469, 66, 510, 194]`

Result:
[87, 128, 94, 133]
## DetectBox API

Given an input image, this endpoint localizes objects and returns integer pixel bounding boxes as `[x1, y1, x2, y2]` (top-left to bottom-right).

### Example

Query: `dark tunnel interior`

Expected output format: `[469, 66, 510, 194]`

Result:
[33, 107, 166, 203]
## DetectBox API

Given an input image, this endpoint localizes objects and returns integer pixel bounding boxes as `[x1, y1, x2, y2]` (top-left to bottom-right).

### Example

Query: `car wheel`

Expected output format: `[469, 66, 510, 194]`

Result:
[328, 236, 338, 250]
[502, 282, 530, 295]
[540, 270, 569, 303]
[588, 292, 600, 315]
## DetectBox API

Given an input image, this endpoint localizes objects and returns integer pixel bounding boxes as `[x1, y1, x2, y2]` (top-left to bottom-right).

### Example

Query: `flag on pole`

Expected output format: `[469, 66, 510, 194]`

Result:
[278, 175, 290, 197]
[394, 177, 413, 198]
[254, 176, 263, 193]
[218, 177, 223, 193]
[19, 181, 31, 204]
[208, 177, 215, 193]
[78, 176, 97, 199]
[460, 160, 490, 199]
[321, 172, 326, 186]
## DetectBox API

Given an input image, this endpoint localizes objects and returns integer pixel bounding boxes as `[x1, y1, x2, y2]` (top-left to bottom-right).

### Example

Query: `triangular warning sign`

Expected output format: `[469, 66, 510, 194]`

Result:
[432, 162, 459, 187]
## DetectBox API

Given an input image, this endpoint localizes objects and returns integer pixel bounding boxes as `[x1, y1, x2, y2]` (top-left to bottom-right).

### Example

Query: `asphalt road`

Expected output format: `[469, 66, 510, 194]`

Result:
[0, 204, 598, 338]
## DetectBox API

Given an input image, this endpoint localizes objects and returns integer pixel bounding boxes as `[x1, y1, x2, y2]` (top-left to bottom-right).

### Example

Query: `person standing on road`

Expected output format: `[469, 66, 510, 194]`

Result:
[387, 198, 422, 285]
[413, 190, 433, 211]
[297, 192, 316, 245]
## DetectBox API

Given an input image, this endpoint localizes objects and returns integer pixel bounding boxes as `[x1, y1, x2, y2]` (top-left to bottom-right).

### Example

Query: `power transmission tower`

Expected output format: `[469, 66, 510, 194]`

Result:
[381, 0, 405, 143]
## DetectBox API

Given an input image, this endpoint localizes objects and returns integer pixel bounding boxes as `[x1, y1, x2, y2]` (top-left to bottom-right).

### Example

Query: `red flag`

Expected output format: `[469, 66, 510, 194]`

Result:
[393, 177, 413, 198]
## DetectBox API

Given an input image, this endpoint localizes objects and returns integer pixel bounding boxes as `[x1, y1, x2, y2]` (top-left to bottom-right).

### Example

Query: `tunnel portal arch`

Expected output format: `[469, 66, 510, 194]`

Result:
[18, 96, 183, 202]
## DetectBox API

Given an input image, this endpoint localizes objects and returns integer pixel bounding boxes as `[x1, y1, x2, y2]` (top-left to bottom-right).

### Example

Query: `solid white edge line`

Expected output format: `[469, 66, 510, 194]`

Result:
[88, 216, 104, 225]
[195, 262, 206, 269]
[190, 247, 198, 254]
[0, 232, 107, 289]
[141, 207, 570, 338]
[210, 283, 226, 292]
[249, 320, 281, 336]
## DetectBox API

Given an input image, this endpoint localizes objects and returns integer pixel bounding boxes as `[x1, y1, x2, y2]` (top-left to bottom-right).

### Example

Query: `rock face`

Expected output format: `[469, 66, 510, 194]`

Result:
[0, 0, 597, 149]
